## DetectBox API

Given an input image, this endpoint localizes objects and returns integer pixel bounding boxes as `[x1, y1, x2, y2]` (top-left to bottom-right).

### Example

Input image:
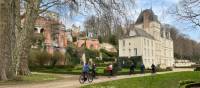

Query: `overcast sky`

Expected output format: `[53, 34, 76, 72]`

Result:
[61, 0, 200, 42]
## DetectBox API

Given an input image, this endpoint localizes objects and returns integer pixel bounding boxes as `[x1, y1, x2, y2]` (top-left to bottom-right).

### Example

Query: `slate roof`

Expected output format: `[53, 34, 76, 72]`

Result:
[135, 9, 160, 24]
[121, 27, 155, 40]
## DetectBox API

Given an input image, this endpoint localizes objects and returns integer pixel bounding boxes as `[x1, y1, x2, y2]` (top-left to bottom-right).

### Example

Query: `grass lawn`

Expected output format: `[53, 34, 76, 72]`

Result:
[82, 71, 200, 88]
[31, 65, 170, 76]
[31, 66, 131, 75]
[0, 73, 63, 85]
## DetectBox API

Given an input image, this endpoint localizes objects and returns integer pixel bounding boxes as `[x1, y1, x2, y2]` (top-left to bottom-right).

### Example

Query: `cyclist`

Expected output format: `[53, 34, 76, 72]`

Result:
[82, 62, 90, 81]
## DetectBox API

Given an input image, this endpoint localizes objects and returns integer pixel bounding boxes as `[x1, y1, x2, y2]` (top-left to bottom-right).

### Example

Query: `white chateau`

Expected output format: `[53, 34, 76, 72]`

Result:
[119, 9, 174, 68]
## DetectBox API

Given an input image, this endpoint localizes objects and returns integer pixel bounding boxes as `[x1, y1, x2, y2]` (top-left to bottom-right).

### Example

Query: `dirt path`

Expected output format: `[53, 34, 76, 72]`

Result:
[0, 68, 194, 88]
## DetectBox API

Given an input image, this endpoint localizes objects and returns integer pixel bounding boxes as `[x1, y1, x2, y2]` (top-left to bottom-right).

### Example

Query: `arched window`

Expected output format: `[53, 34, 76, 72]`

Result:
[34, 28, 38, 33]
[40, 28, 44, 33]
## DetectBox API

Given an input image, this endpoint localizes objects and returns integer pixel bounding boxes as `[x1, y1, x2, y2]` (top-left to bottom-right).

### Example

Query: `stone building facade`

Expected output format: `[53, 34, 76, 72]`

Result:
[74, 38, 100, 50]
[33, 12, 68, 54]
[119, 9, 174, 68]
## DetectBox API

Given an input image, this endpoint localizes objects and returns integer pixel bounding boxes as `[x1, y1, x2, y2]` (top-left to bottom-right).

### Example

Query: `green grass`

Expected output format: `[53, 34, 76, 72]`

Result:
[82, 71, 200, 88]
[0, 73, 62, 85]
[31, 66, 125, 74]
[31, 66, 143, 75]
[31, 65, 170, 76]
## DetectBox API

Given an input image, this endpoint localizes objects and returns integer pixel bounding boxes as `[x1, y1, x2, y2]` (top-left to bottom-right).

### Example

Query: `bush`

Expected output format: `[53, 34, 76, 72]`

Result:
[66, 46, 81, 65]
[166, 67, 173, 71]
[194, 67, 200, 71]
[52, 51, 65, 66]
[113, 62, 122, 74]
[29, 49, 52, 66]
[100, 49, 117, 57]
[85, 48, 99, 59]
[102, 57, 116, 62]
[36, 51, 52, 66]
[179, 80, 195, 87]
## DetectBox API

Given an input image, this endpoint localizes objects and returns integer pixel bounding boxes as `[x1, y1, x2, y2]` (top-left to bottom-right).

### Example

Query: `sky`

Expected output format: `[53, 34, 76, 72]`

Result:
[61, 0, 200, 42]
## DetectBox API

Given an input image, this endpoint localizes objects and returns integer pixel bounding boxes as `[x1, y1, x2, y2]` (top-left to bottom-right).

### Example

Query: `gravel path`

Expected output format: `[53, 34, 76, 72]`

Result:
[0, 68, 194, 88]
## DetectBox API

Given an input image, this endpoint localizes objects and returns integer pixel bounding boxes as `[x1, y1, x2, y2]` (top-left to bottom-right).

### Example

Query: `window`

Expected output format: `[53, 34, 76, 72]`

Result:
[129, 49, 131, 53]
[123, 40, 125, 46]
[40, 28, 44, 33]
[129, 42, 131, 46]
[34, 28, 38, 33]
[134, 48, 137, 56]
[144, 39, 146, 45]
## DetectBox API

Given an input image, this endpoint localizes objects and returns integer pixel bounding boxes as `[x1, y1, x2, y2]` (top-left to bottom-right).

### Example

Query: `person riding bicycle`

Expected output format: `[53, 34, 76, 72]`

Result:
[82, 62, 90, 81]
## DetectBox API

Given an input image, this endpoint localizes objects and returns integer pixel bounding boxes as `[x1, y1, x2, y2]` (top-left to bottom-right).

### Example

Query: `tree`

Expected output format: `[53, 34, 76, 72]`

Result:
[0, 0, 18, 80]
[17, 0, 135, 75]
[171, 0, 200, 28]
[164, 24, 200, 62]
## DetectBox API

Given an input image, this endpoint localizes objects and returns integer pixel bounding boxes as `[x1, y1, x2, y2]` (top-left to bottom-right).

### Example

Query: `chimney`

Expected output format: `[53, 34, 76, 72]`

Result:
[143, 11, 150, 30]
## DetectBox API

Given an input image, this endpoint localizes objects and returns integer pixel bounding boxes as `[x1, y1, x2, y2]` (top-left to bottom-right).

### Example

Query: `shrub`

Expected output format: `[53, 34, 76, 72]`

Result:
[29, 49, 40, 66]
[52, 51, 65, 66]
[85, 48, 99, 59]
[194, 67, 200, 71]
[166, 67, 173, 71]
[36, 50, 52, 66]
[66, 46, 80, 65]
[100, 49, 117, 57]
[29, 49, 52, 66]
[102, 57, 116, 62]
[179, 80, 195, 87]
[113, 62, 122, 73]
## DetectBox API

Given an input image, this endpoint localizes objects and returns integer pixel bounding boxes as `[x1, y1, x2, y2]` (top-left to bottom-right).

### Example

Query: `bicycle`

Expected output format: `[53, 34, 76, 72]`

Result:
[79, 72, 93, 84]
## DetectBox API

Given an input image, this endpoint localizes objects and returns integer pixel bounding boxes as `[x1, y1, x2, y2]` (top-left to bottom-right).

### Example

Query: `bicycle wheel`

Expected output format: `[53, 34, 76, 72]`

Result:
[79, 75, 85, 84]
[88, 74, 93, 83]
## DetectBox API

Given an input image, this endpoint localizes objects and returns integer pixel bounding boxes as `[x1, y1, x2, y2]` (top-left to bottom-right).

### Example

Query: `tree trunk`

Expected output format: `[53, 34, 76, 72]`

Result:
[0, 0, 15, 80]
[18, 0, 41, 75]
[13, 0, 21, 76]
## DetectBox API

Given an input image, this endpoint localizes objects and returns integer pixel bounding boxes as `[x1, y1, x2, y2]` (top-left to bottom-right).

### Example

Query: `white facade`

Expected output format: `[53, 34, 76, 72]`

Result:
[119, 9, 174, 68]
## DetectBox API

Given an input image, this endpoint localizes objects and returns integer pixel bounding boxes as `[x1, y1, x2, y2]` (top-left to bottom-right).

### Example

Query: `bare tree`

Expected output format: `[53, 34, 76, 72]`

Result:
[171, 0, 200, 28]
[17, 0, 135, 75]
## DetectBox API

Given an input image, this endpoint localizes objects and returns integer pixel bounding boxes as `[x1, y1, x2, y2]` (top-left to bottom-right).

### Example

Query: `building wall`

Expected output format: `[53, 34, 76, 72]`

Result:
[119, 36, 174, 68]
[75, 39, 100, 50]
[119, 37, 143, 57]
[33, 17, 68, 54]
[119, 12, 174, 68]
